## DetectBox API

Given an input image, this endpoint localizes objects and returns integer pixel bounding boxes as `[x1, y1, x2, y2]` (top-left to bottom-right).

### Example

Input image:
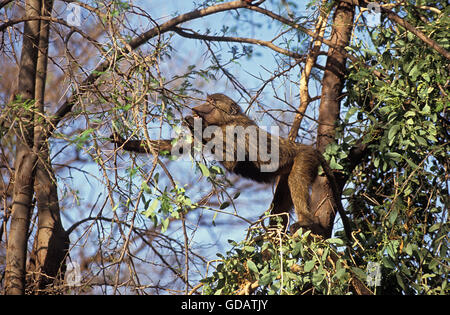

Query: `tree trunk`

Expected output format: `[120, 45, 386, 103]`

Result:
[26, 0, 69, 293]
[5, 0, 41, 295]
[30, 158, 69, 292]
[312, 1, 354, 237]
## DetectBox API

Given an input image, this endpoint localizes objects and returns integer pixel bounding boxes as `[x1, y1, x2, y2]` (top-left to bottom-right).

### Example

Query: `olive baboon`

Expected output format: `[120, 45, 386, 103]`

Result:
[111, 94, 351, 239]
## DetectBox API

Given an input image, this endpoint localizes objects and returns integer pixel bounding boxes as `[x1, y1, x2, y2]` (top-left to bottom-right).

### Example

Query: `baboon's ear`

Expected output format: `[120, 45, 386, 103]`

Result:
[206, 94, 215, 105]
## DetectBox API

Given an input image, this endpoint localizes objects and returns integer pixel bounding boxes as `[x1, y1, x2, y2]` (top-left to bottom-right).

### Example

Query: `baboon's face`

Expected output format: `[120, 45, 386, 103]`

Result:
[192, 94, 242, 126]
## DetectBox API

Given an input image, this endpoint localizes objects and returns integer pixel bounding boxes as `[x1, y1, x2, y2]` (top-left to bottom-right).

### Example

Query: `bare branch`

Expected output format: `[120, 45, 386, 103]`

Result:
[288, 0, 330, 142]
[171, 27, 305, 60]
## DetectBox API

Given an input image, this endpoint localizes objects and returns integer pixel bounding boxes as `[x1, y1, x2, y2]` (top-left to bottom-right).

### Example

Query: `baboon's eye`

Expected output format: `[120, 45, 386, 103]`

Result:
[229, 104, 239, 115]
[207, 98, 216, 106]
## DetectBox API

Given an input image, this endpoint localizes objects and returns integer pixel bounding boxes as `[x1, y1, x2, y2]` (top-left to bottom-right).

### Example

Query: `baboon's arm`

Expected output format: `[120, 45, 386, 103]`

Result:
[110, 133, 173, 154]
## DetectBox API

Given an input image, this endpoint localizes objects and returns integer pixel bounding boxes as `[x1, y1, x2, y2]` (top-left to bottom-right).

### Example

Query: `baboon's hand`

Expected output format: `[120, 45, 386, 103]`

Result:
[183, 115, 195, 131]
[184, 115, 209, 132]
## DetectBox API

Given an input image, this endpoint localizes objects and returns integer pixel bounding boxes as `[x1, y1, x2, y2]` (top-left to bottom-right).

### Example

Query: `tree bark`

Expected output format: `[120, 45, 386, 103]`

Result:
[5, 0, 41, 295]
[26, 0, 69, 293]
[30, 158, 69, 292]
[311, 1, 354, 238]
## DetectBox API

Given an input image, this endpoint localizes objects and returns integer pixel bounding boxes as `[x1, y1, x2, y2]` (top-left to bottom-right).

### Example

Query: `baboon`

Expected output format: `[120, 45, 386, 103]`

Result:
[111, 94, 351, 239]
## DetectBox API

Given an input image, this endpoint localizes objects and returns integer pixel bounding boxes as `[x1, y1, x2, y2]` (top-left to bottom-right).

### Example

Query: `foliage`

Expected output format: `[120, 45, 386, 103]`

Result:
[341, 2, 449, 294]
[201, 225, 360, 295]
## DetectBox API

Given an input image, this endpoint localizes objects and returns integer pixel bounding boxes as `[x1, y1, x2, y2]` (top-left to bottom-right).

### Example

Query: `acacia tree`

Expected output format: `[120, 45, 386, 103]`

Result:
[0, 0, 448, 295]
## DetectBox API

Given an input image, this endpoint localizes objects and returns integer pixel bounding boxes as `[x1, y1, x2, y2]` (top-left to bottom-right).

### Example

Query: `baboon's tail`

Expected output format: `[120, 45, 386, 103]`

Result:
[316, 151, 352, 241]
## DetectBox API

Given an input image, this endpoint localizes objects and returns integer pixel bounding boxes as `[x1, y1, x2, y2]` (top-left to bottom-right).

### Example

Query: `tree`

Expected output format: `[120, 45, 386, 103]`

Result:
[0, 0, 448, 295]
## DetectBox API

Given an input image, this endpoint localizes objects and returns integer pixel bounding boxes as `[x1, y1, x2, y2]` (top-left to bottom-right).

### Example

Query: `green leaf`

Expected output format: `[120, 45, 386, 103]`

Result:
[350, 267, 367, 280]
[345, 107, 358, 121]
[292, 241, 303, 257]
[382, 256, 395, 269]
[342, 188, 355, 196]
[429, 223, 441, 233]
[414, 135, 427, 146]
[396, 273, 406, 291]
[259, 272, 275, 286]
[243, 246, 255, 253]
[406, 118, 414, 125]
[246, 260, 258, 275]
[334, 265, 347, 281]
[426, 134, 438, 142]
[404, 157, 419, 169]
[387, 240, 399, 258]
[409, 64, 420, 81]
[142, 199, 159, 218]
[198, 163, 210, 177]
[304, 260, 316, 272]
[388, 209, 398, 225]
[161, 218, 170, 233]
[404, 243, 413, 256]
[386, 152, 402, 161]
[374, 157, 380, 168]
[429, 258, 439, 271]
[219, 201, 230, 210]
[326, 238, 345, 246]
[141, 181, 151, 193]
[211, 165, 223, 174]
[312, 269, 326, 285]
[388, 124, 400, 143]
[329, 157, 344, 170]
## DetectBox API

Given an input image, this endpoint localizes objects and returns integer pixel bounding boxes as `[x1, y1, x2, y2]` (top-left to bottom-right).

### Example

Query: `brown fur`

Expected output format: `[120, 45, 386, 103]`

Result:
[111, 93, 351, 239]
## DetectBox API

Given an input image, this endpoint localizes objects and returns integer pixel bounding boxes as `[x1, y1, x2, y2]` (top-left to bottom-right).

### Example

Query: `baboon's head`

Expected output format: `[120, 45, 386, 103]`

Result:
[192, 94, 242, 126]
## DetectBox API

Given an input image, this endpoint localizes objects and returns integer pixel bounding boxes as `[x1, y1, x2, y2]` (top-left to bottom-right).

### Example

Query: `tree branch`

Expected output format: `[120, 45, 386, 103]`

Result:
[380, 6, 450, 60]
[288, 0, 330, 142]
[171, 27, 305, 60]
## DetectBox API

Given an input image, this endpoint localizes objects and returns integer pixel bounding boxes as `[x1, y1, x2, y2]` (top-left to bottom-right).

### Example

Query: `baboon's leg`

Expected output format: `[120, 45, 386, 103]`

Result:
[288, 153, 322, 233]
[269, 174, 293, 230]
